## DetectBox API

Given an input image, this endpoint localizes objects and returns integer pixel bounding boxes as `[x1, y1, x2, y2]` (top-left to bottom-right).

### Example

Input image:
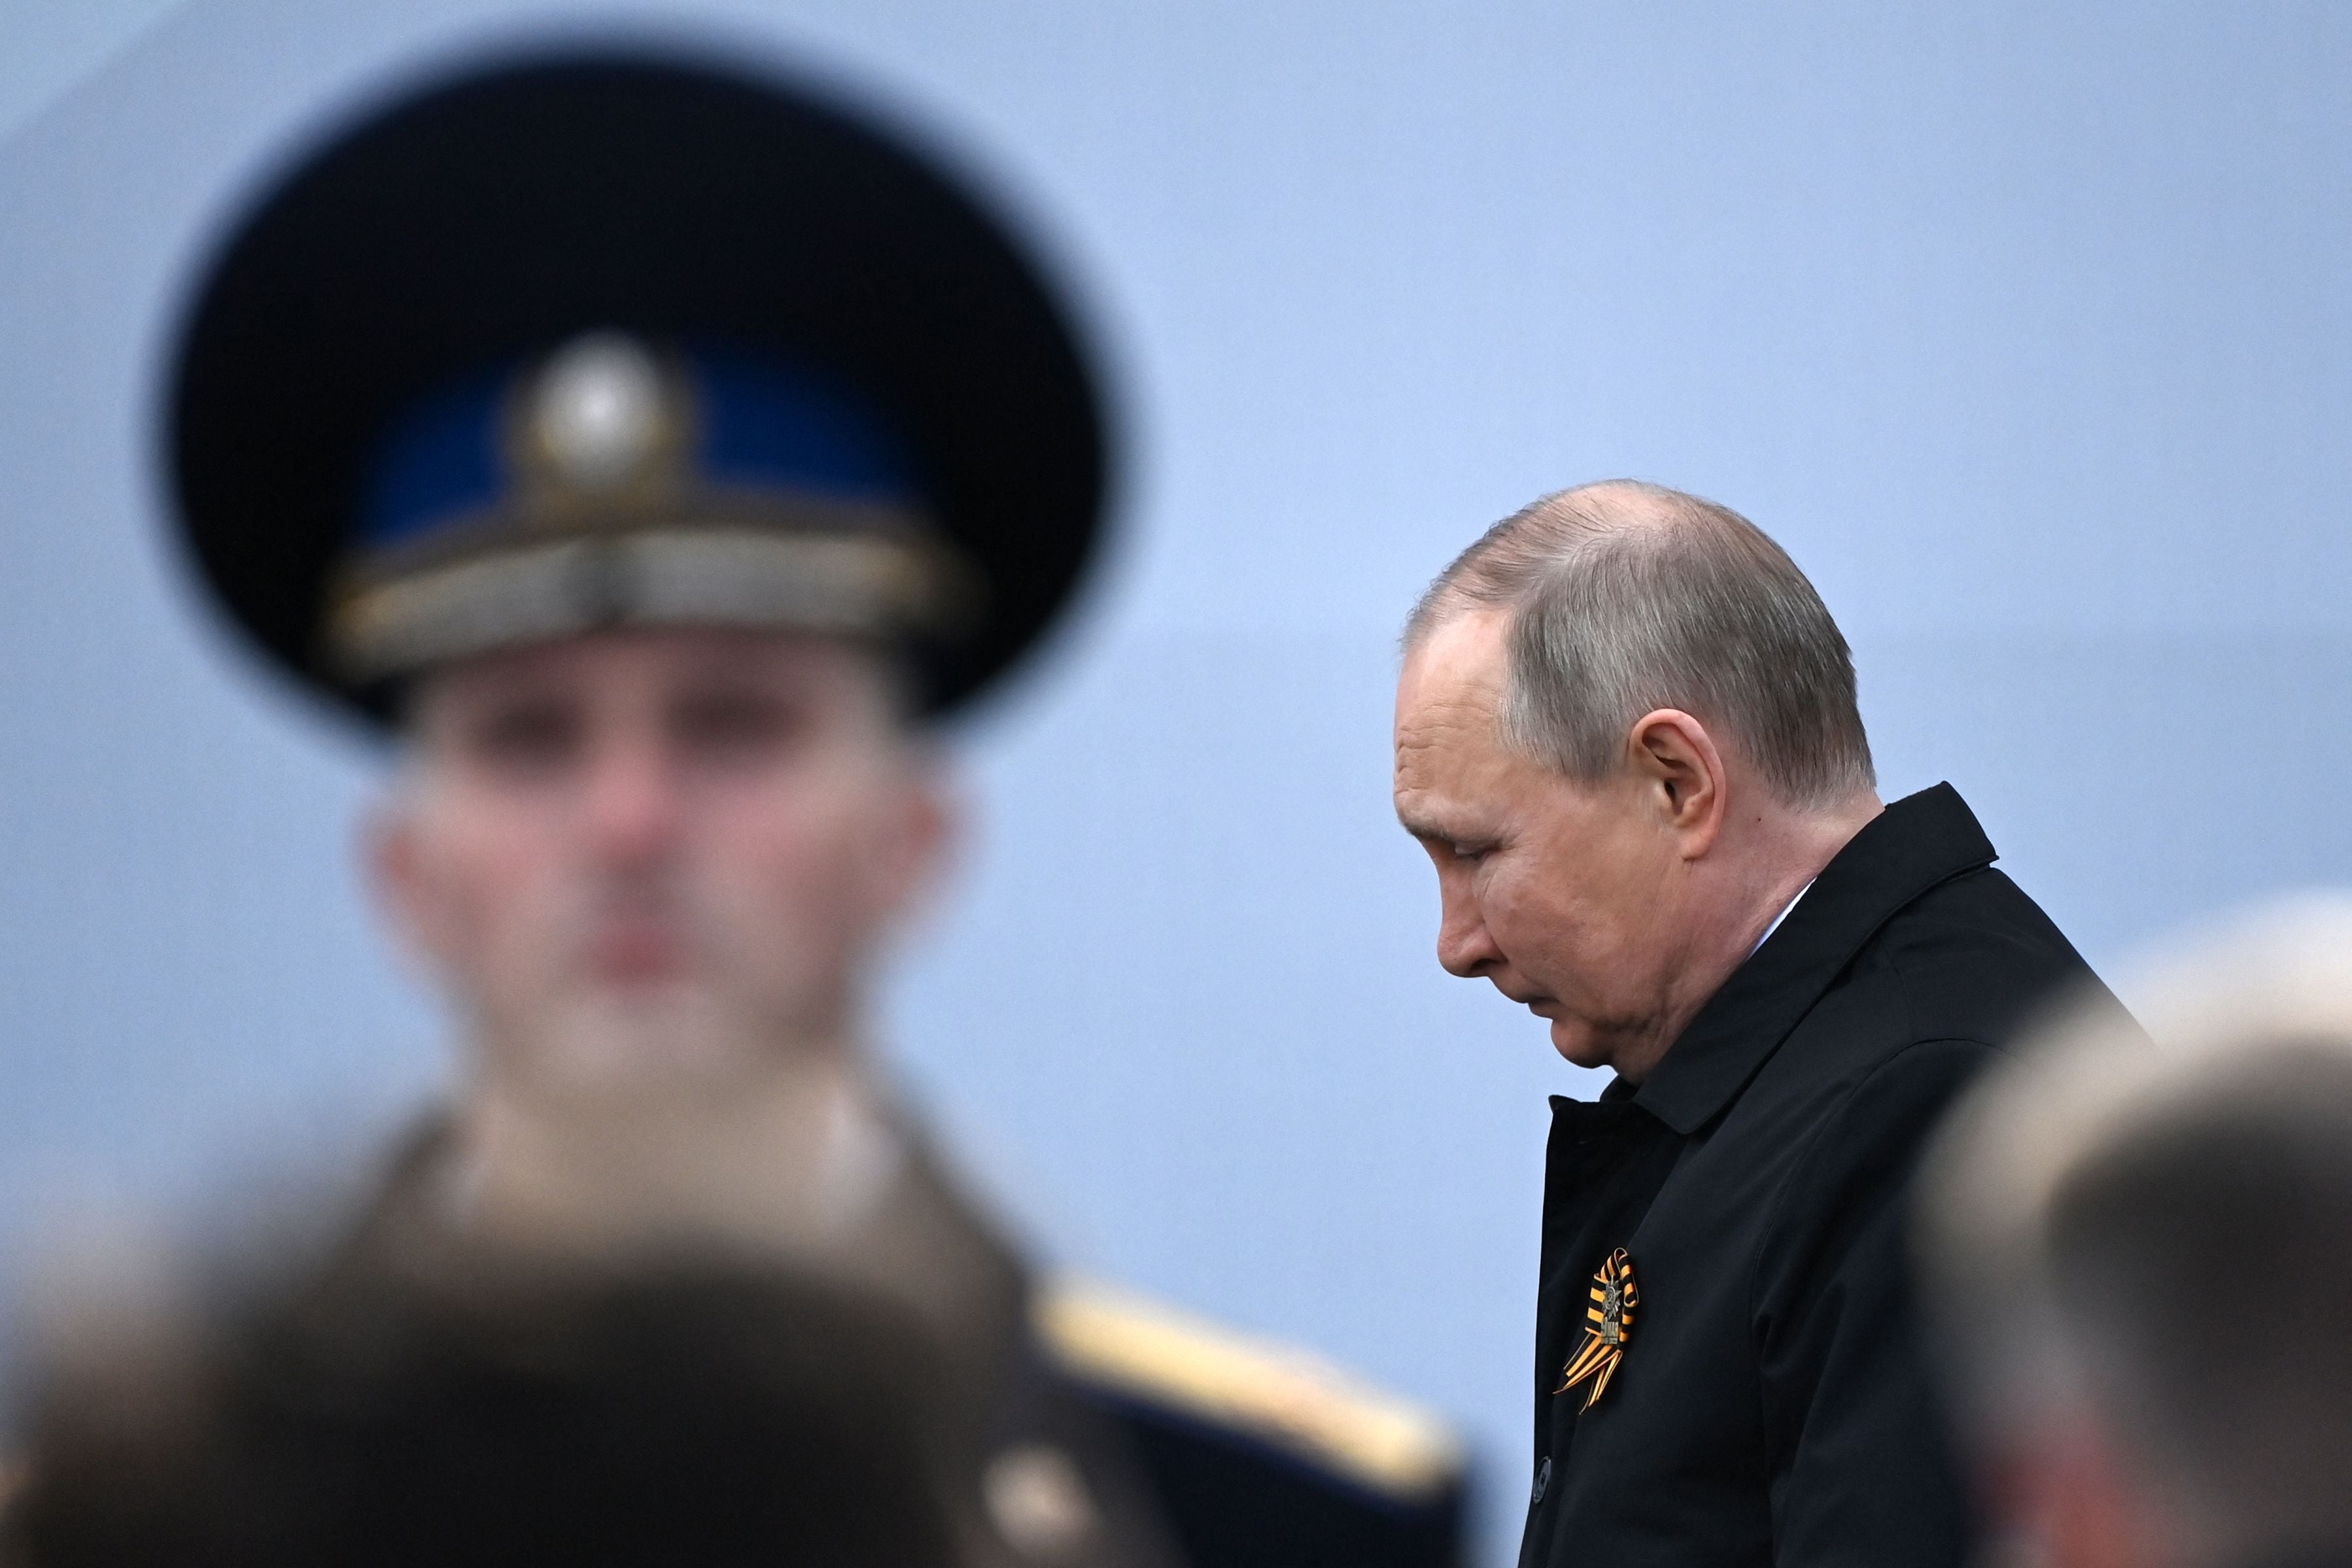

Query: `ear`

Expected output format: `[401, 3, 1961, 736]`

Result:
[874, 751, 961, 929]
[1625, 709, 1727, 859]
[362, 792, 447, 970]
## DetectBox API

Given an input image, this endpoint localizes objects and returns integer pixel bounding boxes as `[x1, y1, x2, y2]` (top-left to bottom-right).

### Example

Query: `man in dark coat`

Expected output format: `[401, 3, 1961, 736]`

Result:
[137, 44, 1468, 1568]
[1391, 479, 2118, 1568]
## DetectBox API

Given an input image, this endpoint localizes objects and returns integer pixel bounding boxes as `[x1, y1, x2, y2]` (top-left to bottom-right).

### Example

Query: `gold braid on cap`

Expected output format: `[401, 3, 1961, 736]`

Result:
[322, 333, 980, 681]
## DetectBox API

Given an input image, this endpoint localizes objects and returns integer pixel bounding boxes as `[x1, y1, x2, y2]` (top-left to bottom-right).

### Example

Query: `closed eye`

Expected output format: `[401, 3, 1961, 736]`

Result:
[458, 696, 583, 777]
[1400, 816, 1496, 867]
[672, 687, 808, 761]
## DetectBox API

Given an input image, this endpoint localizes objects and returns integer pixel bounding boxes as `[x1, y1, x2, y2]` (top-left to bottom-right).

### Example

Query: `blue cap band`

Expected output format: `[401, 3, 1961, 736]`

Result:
[358, 339, 925, 554]
[325, 334, 966, 681]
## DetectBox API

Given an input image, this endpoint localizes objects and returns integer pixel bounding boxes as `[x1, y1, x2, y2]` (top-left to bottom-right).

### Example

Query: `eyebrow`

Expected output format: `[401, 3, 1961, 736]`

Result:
[1392, 804, 1457, 843]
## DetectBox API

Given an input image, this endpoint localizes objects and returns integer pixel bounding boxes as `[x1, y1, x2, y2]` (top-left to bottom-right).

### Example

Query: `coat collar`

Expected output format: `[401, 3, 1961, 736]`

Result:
[1629, 783, 1997, 1136]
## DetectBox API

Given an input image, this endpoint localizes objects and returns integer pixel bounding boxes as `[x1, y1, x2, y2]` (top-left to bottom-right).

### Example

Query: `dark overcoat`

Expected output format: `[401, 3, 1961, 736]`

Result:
[1520, 784, 2115, 1568]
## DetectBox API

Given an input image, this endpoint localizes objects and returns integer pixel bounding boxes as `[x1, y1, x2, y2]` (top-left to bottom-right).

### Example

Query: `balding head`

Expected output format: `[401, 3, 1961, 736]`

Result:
[1393, 481, 1883, 1077]
[1406, 480, 1873, 811]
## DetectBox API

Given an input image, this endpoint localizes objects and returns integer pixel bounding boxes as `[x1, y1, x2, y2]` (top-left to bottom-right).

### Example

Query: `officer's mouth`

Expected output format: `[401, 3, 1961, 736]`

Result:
[585, 923, 691, 983]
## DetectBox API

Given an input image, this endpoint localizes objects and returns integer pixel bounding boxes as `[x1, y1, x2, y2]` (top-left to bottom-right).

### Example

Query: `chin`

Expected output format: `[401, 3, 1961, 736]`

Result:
[534, 993, 762, 1083]
[1547, 1019, 1614, 1072]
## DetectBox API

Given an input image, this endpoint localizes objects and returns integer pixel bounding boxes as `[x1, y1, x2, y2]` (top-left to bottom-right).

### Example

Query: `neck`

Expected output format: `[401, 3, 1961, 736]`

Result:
[1723, 790, 1882, 952]
[1617, 789, 1882, 1084]
[450, 1041, 889, 1252]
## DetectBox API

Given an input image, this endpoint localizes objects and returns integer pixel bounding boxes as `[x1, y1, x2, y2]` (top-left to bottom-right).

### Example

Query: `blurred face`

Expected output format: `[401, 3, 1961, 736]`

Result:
[1393, 613, 1693, 1072]
[372, 629, 948, 1093]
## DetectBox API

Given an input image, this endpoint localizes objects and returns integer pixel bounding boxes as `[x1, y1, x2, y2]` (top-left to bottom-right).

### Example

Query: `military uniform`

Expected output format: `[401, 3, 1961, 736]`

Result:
[354, 1103, 1464, 1568]
[152, 45, 1469, 1567]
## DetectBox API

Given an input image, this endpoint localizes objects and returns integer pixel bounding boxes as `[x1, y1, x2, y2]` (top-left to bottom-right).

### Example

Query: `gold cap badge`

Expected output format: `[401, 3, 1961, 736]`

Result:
[1555, 1248, 1638, 1410]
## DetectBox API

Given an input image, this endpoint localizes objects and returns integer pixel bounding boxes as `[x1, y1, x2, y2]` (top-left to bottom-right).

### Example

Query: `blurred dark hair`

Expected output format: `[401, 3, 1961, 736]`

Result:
[1, 1253, 961, 1568]
[2045, 1045, 2352, 1542]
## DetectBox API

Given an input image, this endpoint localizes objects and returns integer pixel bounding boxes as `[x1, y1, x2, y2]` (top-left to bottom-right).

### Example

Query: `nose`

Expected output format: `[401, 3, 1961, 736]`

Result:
[578, 730, 685, 870]
[1435, 879, 1502, 979]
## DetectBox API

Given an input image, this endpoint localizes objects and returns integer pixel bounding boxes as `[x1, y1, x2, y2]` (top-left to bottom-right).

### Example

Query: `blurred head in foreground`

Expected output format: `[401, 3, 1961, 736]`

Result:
[1917, 898, 2352, 1568]
[1, 1248, 961, 1568]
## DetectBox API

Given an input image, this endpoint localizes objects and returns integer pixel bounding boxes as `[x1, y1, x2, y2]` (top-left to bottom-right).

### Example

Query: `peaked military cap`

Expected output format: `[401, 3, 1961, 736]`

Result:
[165, 46, 1111, 724]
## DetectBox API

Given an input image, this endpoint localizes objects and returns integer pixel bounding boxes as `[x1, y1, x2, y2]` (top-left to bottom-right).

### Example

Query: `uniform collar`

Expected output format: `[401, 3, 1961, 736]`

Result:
[1628, 782, 1997, 1136]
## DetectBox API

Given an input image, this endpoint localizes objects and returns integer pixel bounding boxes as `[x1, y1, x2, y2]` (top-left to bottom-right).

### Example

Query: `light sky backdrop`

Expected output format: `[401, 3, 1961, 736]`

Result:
[5, 3, 2350, 1557]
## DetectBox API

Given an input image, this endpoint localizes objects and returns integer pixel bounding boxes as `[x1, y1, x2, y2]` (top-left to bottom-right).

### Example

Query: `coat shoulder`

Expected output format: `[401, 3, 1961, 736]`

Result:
[1858, 864, 2107, 1053]
[1034, 1276, 1470, 1568]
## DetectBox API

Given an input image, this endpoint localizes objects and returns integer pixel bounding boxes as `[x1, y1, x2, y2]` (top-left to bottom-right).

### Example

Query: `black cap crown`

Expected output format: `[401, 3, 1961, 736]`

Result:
[167, 46, 1113, 724]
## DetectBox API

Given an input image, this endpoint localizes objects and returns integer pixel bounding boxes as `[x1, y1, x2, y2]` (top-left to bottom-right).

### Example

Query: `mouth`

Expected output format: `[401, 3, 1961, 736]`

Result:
[585, 921, 691, 983]
[1492, 981, 1555, 1016]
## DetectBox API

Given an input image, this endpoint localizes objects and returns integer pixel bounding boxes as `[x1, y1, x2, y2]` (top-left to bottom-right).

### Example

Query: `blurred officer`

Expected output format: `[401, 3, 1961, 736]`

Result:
[158, 45, 1466, 1568]
[5, 1248, 969, 1568]
[1392, 480, 2121, 1567]
[1919, 902, 2352, 1568]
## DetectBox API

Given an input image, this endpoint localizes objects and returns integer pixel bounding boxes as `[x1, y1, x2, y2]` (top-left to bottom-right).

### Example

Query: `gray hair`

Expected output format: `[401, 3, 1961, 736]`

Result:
[1404, 480, 1872, 810]
[1917, 899, 2352, 1563]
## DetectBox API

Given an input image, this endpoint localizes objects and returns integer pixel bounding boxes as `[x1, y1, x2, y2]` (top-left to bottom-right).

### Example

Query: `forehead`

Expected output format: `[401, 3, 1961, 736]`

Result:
[1394, 613, 1516, 798]
[404, 627, 903, 721]
[1396, 613, 1506, 743]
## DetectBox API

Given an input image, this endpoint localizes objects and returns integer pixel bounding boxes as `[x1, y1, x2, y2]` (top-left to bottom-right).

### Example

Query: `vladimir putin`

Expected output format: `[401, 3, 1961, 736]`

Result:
[1392, 479, 2121, 1566]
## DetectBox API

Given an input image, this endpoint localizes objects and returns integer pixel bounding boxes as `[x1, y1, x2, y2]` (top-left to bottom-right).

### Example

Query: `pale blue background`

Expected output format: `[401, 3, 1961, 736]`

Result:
[5, 3, 2351, 1557]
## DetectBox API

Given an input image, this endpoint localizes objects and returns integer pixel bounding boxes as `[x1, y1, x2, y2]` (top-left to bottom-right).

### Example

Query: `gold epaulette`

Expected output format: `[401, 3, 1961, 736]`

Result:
[1033, 1275, 1464, 1503]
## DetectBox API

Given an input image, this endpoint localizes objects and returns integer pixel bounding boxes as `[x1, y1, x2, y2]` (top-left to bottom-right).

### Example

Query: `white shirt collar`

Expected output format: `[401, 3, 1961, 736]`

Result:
[1752, 878, 1815, 957]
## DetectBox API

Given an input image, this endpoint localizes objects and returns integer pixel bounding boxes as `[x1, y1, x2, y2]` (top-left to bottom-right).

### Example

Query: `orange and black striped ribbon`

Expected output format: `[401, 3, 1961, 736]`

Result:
[1555, 1248, 1638, 1410]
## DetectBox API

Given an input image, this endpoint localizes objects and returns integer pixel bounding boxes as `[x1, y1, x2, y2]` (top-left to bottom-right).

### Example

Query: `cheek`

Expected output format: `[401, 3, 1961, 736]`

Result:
[406, 811, 559, 959]
[1485, 874, 1580, 962]
[1475, 872, 1528, 942]
[1483, 862, 1636, 997]
[695, 772, 905, 934]
[723, 819, 862, 913]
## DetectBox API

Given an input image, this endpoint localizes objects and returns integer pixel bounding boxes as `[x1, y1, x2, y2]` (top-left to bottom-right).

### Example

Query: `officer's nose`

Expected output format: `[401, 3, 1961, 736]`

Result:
[577, 732, 685, 869]
[1435, 882, 1502, 979]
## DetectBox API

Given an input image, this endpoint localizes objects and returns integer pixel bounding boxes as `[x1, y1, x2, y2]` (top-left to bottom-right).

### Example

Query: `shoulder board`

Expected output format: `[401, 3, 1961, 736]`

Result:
[1033, 1274, 1463, 1503]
